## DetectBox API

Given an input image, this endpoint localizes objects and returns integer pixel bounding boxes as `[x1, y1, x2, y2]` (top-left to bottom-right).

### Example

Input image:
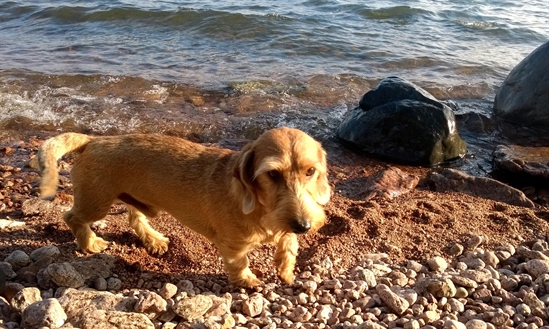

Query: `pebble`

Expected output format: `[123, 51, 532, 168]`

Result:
[466, 319, 487, 329]
[45, 262, 85, 288]
[427, 256, 448, 272]
[4, 250, 31, 271]
[242, 293, 263, 317]
[29, 245, 60, 262]
[173, 295, 213, 321]
[21, 298, 67, 328]
[107, 277, 123, 291]
[376, 284, 410, 314]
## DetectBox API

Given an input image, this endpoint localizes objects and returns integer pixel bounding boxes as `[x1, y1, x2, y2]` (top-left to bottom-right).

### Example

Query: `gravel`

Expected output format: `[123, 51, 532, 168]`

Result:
[2, 231, 549, 328]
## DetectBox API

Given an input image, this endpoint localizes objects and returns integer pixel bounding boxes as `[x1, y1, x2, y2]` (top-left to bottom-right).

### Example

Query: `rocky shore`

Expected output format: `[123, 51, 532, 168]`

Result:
[4, 233, 549, 329]
[1, 132, 549, 329]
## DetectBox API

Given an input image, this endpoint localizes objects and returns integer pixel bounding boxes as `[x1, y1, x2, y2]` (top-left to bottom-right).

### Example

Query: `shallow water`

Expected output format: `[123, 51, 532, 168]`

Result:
[1, 1, 548, 175]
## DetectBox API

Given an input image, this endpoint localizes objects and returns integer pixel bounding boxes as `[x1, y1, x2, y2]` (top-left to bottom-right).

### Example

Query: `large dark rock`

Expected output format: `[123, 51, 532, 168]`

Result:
[494, 41, 549, 128]
[337, 77, 466, 166]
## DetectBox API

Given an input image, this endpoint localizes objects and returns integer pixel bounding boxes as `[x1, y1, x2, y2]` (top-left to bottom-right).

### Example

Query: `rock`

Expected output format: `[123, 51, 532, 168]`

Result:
[4, 250, 31, 271]
[523, 292, 547, 319]
[302, 280, 318, 294]
[21, 198, 56, 216]
[56, 288, 136, 320]
[2, 282, 24, 302]
[358, 321, 386, 329]
[478, 251, 499, 268]
[524, 259, 549, 278]
[464, 235, 484, 251]
[30, 245, 60, 262]
[0, 296, 13, 322]
[342, 167, 420, 200]
[204, 294, 231, 318]
[448, 243, 464, 256]
[444, 319, 467, 329]
[242, 293, 263, 317]
[173, 295, 213, 321]
[459, 269, 492, 283]
[415, 276, 456, 298]
[494, 41, 549, 128]
[376, 283, 410, 314]
[10, 287, 42, 314]
[0, 219, 26, 230]
[357, 268, 377, 288]
[79, 310, 155, 329]
[133, 291, 167, 319]
[516, 245, 549, 261]
[316, 304, 335, 321]
[421, 310, 440, 323]
[287, 305, 312, 322]
[159, 282, 178, 299]
[70, 254, 116, 282]
[94, 277, 108, 291]
[323, 278, 342, 290]
[0, 262, 16, 280]
[427, 256, 448, 272]
[337, 76, 466, 166]
[21, 298, 67, 329]
[465, 319, 487, 329]
[493, 145, 549, 182]
[425, 168, 534, 208]
[450, 275, 478, 289]
[17, 255, 57, 278]
[45, 262, 85, 288]
[107, 277, 122, 291]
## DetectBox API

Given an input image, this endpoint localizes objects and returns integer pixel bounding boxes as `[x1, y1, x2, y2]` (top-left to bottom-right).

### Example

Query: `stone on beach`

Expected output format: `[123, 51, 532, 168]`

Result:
[22, 298, 67, 329]
[494, 40, 549, 128]
[337, 76, 466, 166]
[424, 168, 534, 208]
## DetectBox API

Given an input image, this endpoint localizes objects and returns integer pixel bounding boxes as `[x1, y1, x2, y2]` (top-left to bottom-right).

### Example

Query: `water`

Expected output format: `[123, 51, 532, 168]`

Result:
[1, 0, 548, 169]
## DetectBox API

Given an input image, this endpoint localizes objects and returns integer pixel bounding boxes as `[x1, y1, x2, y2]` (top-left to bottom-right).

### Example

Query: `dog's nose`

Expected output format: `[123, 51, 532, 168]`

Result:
[290, 219, 311, 234]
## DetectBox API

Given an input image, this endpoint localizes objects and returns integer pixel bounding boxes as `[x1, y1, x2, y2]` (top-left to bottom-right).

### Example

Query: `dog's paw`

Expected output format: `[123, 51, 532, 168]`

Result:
[279, 270, 295, 285]
[229, 270, 262, 287]
[145, 237, 169, 255]
[232, 276, 262, 288]
[83, 236, 109, 253]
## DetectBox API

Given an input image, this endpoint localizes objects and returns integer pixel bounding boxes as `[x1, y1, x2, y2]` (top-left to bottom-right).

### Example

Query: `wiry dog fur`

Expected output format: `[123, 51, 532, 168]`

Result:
[37, 127, 331, 286]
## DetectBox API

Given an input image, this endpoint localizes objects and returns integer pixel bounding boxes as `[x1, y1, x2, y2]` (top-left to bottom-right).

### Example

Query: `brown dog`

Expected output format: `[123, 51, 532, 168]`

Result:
[37, 127, 331, 286]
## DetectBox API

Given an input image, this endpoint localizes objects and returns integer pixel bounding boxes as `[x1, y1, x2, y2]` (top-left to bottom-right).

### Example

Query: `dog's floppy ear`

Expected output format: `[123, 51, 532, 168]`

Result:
[314, 148, 331, 205]
[233, 145, 257, 214]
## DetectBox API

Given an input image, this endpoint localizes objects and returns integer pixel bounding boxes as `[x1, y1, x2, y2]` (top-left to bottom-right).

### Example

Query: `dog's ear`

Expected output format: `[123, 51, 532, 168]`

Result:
[233, 146, 257, 214]
[314, 148, 331, 205]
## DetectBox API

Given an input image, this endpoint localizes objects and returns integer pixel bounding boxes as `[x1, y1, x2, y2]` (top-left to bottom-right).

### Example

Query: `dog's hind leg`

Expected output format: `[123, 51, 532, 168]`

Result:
[126, 205, 169, 255]
[274, 233, 299, 284]
[216, 243, 261, 287]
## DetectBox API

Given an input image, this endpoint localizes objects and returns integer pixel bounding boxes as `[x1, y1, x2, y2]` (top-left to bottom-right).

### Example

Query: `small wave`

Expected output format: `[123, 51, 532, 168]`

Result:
[455, 20, 498, 29]
[358, 6, 432, 22]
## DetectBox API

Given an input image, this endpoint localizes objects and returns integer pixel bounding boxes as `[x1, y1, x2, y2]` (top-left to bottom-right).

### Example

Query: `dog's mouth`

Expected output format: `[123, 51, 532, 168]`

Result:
[290, 219, 311, 234]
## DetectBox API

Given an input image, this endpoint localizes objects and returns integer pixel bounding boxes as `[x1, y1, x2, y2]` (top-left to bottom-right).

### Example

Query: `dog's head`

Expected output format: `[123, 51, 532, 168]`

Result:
[232, 127, 331, 234]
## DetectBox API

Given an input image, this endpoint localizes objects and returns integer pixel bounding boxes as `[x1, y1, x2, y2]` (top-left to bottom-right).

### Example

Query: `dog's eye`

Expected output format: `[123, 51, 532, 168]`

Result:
[306, 167, 316, 177]
[268, 170, 281, 179]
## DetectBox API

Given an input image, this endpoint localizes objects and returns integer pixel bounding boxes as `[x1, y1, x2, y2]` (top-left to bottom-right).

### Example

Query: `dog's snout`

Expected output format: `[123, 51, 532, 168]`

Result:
[290, 219, 311, 234]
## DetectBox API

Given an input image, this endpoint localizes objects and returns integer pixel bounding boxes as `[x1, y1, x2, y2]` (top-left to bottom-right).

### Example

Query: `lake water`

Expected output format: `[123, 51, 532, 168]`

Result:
[1, 0, 548, 171]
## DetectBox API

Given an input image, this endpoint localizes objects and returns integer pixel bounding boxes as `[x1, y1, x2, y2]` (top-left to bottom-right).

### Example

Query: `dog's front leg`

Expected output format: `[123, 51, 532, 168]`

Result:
[274, 233, 299, 284]
[217, 244, 261, 287]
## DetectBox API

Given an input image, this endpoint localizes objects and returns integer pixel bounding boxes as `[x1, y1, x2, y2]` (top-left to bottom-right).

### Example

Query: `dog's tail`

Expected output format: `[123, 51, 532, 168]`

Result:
[38, 133, 93, 200]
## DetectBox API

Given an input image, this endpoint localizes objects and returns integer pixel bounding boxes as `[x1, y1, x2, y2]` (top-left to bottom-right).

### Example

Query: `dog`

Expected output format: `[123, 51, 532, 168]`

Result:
[37, 127, 331, 287]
